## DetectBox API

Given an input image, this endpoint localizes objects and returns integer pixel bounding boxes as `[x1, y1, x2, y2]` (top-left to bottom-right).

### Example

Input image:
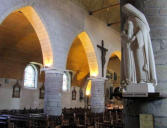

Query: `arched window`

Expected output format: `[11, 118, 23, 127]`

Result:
[24, 64, 38, 88]
[62, 71, 71, 92]
[62, 73, 68, 91]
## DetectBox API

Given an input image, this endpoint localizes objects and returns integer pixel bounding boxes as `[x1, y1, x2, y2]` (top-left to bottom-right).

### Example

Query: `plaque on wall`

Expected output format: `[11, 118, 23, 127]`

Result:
[72, 87, 76, 100]
[12, 80, 21, 98]
[39, 84, 45, 99]
[140, 114, 154, 128]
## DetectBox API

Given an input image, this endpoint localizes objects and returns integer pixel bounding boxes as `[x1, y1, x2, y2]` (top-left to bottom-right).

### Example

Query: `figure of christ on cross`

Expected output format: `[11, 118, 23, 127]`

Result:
[97, 40, 108, 77]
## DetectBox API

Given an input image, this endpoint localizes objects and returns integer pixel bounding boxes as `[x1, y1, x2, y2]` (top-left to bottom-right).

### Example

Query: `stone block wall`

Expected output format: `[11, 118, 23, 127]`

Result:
[91, 78, 105, 113]
[0, 78, 44, 110]
[0, 77, 86, 110]
[121, 0, 167, 128]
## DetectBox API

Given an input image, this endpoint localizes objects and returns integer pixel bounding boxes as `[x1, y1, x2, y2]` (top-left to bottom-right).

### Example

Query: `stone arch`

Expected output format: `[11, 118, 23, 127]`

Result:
[0, 6, 53, 67]
[67, 31, 99, 77]
[104, 50, 121, 77]
[76, 32, 99, 77]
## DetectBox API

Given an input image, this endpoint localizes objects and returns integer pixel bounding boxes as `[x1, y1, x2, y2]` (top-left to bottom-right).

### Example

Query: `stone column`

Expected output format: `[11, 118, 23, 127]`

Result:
[90, 77, 105, 113]
[121, 1, 167, 128]
[44, 68, 63, 116]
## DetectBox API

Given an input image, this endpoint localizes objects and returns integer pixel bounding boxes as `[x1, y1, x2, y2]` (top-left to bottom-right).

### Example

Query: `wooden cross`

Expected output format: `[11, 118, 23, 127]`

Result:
[97, 40, 108, 77]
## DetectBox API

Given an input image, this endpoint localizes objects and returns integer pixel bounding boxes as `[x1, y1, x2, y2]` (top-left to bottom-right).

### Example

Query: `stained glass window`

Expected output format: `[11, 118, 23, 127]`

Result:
[24, 64, 38, 88]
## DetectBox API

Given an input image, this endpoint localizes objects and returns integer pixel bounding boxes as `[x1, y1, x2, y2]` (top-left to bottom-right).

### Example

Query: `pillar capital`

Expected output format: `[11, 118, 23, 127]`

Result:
[89, 77, 107, 81]
[41, 67, 64, 74]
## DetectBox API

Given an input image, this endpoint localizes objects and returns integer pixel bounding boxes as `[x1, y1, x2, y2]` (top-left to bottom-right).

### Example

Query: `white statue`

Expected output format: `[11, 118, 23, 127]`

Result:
[121, 3, 157, 86]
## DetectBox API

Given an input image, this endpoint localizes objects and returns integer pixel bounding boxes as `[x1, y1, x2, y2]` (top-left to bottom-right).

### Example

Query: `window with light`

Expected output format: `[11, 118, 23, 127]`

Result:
[62, 71, 71, 92]
[62, 73, 68, 91]
[24, 64, 38, 88]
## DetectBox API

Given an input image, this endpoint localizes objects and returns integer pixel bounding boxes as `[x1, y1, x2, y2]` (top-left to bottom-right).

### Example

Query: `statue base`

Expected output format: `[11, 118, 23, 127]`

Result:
[123, 83, 155, 97]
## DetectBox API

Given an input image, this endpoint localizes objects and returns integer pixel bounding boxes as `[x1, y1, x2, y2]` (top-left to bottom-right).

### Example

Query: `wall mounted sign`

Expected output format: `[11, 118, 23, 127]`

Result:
[140, 114, 154, 128]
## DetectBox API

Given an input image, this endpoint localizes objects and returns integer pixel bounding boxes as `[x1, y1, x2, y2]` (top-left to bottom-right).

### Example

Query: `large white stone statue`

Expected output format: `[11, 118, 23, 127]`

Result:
[121, 3, 157, 90]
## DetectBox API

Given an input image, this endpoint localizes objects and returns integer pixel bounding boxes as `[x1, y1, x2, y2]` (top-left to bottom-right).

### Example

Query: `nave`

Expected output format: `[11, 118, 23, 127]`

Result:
[1, 0, 166, 128]
[0, 1, 123, 128]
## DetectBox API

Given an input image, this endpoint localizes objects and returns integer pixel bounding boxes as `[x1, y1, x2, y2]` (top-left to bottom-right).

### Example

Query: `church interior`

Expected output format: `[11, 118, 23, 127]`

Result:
[0, 0, 166, 128]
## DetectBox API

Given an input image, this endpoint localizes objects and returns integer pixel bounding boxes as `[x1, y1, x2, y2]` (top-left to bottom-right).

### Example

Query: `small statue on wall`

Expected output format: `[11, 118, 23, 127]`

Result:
[121, 3, 157, 86]
[72, 87, 76, 100]
[12, 80, 21, 98]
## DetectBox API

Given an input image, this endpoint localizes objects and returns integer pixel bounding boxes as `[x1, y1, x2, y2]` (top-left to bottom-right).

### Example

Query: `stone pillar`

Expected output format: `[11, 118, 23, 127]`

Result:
[121, 0, 167, 128]
[44, 68, 63, 116]
[90, 77, 105, 113]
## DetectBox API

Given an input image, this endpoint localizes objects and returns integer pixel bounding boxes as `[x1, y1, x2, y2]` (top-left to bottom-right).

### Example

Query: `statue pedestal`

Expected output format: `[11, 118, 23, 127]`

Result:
[123, 83, 155, 97]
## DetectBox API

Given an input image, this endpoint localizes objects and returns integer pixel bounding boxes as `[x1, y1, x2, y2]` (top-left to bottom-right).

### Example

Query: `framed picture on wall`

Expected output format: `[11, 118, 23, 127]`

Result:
[105, 88, 110, 99]
[72, 88, 76, 100]
[12, 80, 21, 98]
[39, 84, 45, 99]
[4, 78, 9, 84]
[79, 88, 84, 102]
[114, 72, 117, 81]
[110, 87, 113, 99]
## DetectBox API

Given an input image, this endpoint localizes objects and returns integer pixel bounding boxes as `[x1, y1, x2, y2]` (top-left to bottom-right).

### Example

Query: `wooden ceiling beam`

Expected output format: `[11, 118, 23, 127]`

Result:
[89, 3, 120, 15]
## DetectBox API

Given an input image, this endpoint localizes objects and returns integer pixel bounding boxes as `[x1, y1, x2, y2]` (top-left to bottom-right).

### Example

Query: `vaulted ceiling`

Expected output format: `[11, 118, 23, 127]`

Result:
[0, 11, 43, 62]
[71, 0, 120, 32]
[66, 37, 89, 87]
[0, 11, 43, 79]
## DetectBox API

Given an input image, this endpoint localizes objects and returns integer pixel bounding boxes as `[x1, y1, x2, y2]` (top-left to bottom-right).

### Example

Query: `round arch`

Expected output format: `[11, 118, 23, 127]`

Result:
[77, 32, 99, 77]
[0, 6, 53, 67]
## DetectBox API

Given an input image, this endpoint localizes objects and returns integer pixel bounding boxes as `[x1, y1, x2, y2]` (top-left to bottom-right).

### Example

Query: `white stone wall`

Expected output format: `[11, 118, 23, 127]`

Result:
[0, 78, 43, 110]
[62, 86, 85, 108]
[0, 0, 121, 77]
[84, 15, 121, 76]
[0, 78, 85, 110]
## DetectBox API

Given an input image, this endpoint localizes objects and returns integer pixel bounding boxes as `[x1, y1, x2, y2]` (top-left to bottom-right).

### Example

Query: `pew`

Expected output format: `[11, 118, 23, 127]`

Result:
[0, 107, 124, 128]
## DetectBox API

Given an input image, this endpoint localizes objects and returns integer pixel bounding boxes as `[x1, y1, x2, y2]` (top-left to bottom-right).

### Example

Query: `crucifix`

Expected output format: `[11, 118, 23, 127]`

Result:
[97, 40, 108, 77]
